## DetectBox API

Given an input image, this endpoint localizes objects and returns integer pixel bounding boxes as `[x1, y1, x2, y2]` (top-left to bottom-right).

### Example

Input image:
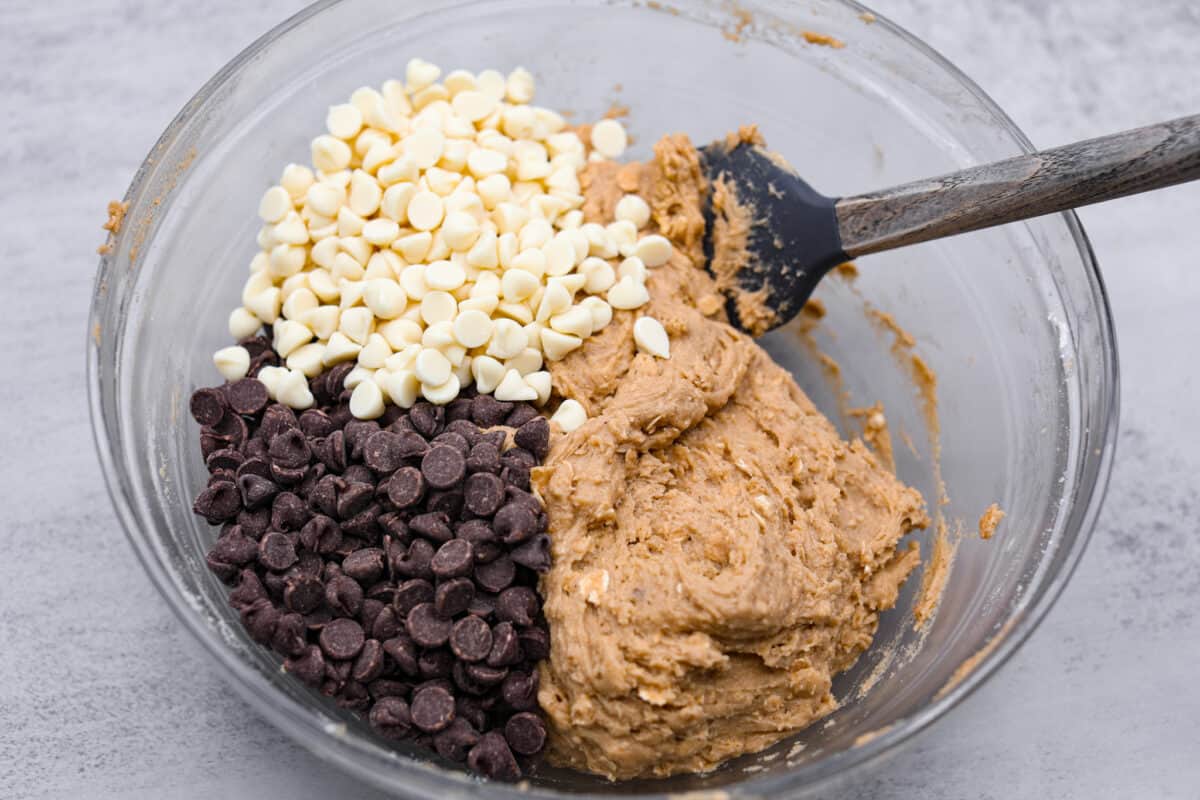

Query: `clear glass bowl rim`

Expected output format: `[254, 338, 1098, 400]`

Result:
[87, 0, 1120, 796]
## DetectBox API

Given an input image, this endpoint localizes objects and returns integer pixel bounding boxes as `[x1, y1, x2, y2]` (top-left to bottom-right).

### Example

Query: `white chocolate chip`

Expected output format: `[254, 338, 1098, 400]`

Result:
[633, 316, 670, 358]
[420, 290, 457, 325]
[407, 190, 444, 231]
[212, 346, 250, 380]
[452, 309, 494, 348]
[421, 373, 461, 405]
[617, 255, 647, 283]
[287, 342, 326, 377]
[525, 370, 552, 405]
[579, 257, 616, 294]
[312, 135, 353, 173]
[343, 365, 373, 389]
[403, 128, 445, 169]
[300, 305, 340, 339]
[394, 230, 432, 263]
[590, 119, 628, 159]
[255, 366, 286, 399]
[282, 287, 319, 321]
[471, 356, 506, 394]
[549, 305, 594, 338]
[258, 186, 292, 223]
[358, 333, 393, 368]
[384, 369, 421, 408]
[486, 318, 528, 360]
[615, 193, 651, 228]
[228, 307, 261, 339]
[551, 398, 587, 432]
[362, 217, 400, 247]
[540, 328, 582, 361]
[425, 259, 467, 291]
[635, 234, 673, 267]
[322, 331, 362, 365]
[281, 163, 315, 198]
[414, 347, 453, 386]
[275, 368, 315, 410]
[339, 306, 375, 345]
[273, 319, 313, 358]
[494, 368, 538, 402]
[349, 379, 386, 419]
[607, 275, 650, 310]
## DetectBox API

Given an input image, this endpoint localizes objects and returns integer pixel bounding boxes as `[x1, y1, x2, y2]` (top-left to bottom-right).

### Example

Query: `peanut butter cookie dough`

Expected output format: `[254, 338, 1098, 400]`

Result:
[533, 134, 929, 779]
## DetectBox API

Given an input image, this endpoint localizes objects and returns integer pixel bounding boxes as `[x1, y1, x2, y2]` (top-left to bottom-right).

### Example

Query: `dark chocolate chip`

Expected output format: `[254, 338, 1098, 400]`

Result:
[260, 404, 299, 441]
[189, 387, 228, 426]
[406, 603, 453, 648]
[325, 574, 363, 618]
[409, 403, 444, 438]
[298, 408, 335, 438]
[496, 586, 539, 627]
[418, 647, 456, 679]
[517, 626, 550, 661]
[409, 511, 454, 543]
[237, 473, 279, 510]
[228, 569, 267, 610]
[369, 678, 412, 700]
[300, 514, 341, 554]
[487, 622, 523, 667]
[445, 419, 481, 446]
[431, 539, 474, 578]
[240, 598, 279, 645]
[513, 417, 550, 459]
[434, 577, 475, 618]
[193, 481, 242, 523]
[312, 430, 347, 473]
[432, 430, 470, 457]
[270, 492, 310, 532]
[237, 507, 271, 538]
[465, 442, 502, 475]
[446, 398, 474, 423]
[385, 466, 425, 509]
[258, 531, 298, 571]
[393, 538, 435, 580]
[336, 481, 374, 520]
[369, 696, 413, 740]
[268, 428, 311, 468]
[479, 430, 507, 451]
[410, 685, 456, 733]
[359, 597, 385, 633]
[434, 717, 480, 763]
[475, 556, 516, 594]
[351, 638, 386, 682]
[421, 445, 466, 490]
[463, 472, 505, 516]
[467, 731, 521, 782]
[205, 447, 243, 473]
[500, 669, 539, 711]
[344, 419, 381, 461]
[285, 644, 326, 687]
[393, 578, 435, 616]
[464, 662, 508, 686]
[504, 712, 546, 755]
[371, 605, 403, 641]
[271, 611, 309, 658]
[450, 616, 493, 663]
[505, 405, 539, 428]
[270, 461, 307, 486]
[426, 490, 464, 519]
[510, 534, 552, 573]
[493, 503, 537, 545]
[363, 431, 408, 473]
[318, 617, 365, 660]
[383, 636, 420, 677]
[455, 696, 489, 732]
[470, 395, 512, 428]
[283, 575, 325, 614]
[236, 456, 273, 481]
[341, 547, 385, 584]
[468, 592, 497, 620]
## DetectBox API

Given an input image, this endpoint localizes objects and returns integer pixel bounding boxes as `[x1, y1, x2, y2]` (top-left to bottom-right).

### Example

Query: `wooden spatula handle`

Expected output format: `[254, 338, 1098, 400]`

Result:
[836, 113, 1200, 257]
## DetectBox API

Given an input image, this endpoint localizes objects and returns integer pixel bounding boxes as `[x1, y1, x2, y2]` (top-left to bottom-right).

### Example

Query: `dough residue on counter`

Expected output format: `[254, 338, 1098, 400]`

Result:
[533, 134, 929, 780]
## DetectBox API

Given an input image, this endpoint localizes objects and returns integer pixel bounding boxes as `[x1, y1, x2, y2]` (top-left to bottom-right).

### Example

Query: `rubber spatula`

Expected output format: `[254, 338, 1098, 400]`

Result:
[699, 113, 1200, 334]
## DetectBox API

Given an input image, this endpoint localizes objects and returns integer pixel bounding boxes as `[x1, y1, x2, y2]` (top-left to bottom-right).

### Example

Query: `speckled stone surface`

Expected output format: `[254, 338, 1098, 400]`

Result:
[3, 1, 1198, 797]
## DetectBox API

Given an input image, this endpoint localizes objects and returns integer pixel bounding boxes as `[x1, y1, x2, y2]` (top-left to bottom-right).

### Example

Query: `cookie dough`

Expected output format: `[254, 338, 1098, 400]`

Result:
[532, 134, 929, 780]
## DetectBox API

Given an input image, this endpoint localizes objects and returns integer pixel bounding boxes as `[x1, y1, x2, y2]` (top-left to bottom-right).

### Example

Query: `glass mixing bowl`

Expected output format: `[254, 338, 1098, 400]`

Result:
[88, 0, 1118, 796]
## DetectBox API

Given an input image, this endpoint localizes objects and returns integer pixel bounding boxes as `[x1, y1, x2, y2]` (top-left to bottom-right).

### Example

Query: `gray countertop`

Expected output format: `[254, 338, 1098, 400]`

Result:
[3, 1, 1198, 797]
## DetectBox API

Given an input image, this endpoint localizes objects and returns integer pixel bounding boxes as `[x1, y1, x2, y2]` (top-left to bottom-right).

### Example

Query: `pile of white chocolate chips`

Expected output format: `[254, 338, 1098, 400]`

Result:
[211, 59, 674, 432]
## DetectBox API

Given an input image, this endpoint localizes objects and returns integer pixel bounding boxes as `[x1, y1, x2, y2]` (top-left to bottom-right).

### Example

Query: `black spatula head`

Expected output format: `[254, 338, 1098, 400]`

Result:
[700, 142, 846, 335]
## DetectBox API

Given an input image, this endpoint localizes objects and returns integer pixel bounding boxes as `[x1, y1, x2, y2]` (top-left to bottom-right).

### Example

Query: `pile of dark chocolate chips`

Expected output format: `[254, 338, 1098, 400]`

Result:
[190, 335, 555, 781]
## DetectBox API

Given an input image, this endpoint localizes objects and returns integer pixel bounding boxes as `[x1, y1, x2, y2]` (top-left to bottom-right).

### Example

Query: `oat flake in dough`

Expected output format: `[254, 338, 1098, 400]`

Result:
[531, 134, 929, 779]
